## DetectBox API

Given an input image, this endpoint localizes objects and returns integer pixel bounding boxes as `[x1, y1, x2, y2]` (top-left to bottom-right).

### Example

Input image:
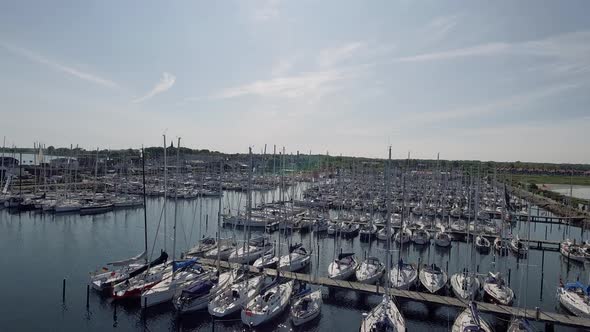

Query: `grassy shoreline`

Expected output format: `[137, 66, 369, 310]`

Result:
[505, 174, 590, 186]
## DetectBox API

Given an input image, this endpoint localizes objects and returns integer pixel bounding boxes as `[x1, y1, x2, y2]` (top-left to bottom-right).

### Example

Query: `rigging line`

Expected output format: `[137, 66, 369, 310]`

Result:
[187, 195, 199, 247]
[147, 199, 167, 264]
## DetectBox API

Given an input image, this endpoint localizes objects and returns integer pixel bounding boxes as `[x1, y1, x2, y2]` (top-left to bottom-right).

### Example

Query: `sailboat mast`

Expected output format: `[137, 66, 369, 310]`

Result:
[217, 158, 223, 272]
[142, 147, 149, 263]
[385, 146, 392, 288]
[163, 135, 168, 253]
[0, 136, 4, 191]
[172, 137, 181, 261]
[246, 147, 253, 269]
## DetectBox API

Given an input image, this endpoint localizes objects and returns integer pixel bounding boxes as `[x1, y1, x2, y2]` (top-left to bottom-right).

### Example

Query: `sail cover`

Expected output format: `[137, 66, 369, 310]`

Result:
[173, 258, 198, 272]
[108, 251, 147, 266]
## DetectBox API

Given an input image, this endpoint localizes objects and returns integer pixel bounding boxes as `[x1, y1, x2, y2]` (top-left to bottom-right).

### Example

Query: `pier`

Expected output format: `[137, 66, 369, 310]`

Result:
[199, 258, 590, 330]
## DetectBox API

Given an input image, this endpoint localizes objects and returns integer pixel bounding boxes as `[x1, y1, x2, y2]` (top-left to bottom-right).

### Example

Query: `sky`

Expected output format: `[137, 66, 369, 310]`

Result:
[0, 1, 589, 163]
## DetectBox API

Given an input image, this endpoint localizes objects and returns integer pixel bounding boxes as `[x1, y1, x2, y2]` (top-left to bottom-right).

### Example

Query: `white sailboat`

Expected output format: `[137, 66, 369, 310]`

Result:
[241, 280, 294, 327]
[356, 256, 385, 285]
[452, 302, 493, 332]
[483, 271, 514, 305]
[173, 270, 235, 313]
[557, 281, 590, 318]
[419, 263, 448, 294]
[278, 243, 311, 272]
[208, 275, 264, 317]
[360, 294, 406, 332]
[328, 252, 358, 280]
[290, 288, 322, 326]
[140, 260, 213, 308]
[450, 270, 480, 300]
[434, 229, 452, 247]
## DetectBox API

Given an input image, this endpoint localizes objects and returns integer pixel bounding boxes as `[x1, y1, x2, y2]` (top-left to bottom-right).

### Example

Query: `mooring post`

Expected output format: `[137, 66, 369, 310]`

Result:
[62, 278, 66, 302]
[508, 269, 511, 287]
[206, 214, 208, 227]
[545, 225, 548, 240]
[535, 306, 540, 320]
[540, 250, 545, 300]
[86, 284, 90, 309]
[113, 303, 117, 327]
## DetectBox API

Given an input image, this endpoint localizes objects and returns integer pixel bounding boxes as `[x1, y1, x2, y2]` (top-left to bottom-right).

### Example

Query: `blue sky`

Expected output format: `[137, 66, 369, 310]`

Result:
[1, 1, 589, 163]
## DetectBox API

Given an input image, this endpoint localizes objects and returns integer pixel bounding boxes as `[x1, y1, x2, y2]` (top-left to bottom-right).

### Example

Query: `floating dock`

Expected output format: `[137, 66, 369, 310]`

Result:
[199, 258, 590, 330]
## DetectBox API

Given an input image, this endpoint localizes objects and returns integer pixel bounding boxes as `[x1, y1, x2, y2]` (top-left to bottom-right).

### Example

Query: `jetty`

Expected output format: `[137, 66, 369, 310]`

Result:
[199, 258, 590, 330]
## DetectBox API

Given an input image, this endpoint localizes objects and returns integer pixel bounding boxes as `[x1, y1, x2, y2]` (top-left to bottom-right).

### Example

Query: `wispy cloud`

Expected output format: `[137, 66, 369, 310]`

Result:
[0, 42, 118, 88]
[421, 15, 461, 44]
[212, 70, 346, 100]
[133, 72, 176, 103]
[395, 30, 590, 70]
[396, 42, 509, 62]
[404, 83, 579, 123]
[318, 42, 366, 68]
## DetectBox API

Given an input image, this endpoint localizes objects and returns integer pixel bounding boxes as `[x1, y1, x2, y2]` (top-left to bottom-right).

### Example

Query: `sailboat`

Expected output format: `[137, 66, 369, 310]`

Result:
[507, 317, 535, 331]
[419, 263, 448, 294]
[557, 281, 590, 318]
[394, 228, 411, 244]
[278, 243, 311, 272]
[328, 252, 358, 280]
[204, 237, 235, 260]
[290, 287, 322, 326]
[241, 280, 294, 327]
[360, 294, 406, 332]
[253, 250, 279, 269]
[208, 275, 264, 317]
[450, 270, 480, 300]
[475, 235, 491, 253]
[228, 235, 274, 264]
[483, 271, 514, 305]
[434, 228, 452, 247]
[452, 302, 493, 332]
[360, 147, 406, 331]
[185, 237, 217, 258]
[173, 270, 236, 313]
[356, 256, 385, 285]
[410, 228, 430, 245]
[112, 259, 170, 299]
[141, 259, 214, 307]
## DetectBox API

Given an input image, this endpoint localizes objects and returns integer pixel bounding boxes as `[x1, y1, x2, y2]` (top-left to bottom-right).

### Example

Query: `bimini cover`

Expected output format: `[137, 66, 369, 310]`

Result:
[173, 258, 198, 272]
[564, 281, 590, 295]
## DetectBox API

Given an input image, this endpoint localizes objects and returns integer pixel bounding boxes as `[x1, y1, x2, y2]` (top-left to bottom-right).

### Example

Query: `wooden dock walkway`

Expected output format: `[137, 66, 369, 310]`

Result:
[198, 258, 590, 329]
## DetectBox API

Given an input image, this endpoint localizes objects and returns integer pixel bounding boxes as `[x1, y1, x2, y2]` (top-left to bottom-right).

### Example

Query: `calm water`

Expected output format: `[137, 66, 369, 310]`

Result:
[547, 184, 590, 201]
[1, 188, 589, 331]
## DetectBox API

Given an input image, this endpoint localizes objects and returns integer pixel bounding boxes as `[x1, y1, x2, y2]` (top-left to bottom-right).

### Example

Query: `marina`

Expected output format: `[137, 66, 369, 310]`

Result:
[2, 150, 590, 332]
[3, 2, 590, 331]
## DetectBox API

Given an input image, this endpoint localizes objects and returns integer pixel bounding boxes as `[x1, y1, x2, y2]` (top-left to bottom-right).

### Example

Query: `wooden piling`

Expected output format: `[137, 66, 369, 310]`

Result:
[86, 284, 89, 309]
[62, 278, 66, 302]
